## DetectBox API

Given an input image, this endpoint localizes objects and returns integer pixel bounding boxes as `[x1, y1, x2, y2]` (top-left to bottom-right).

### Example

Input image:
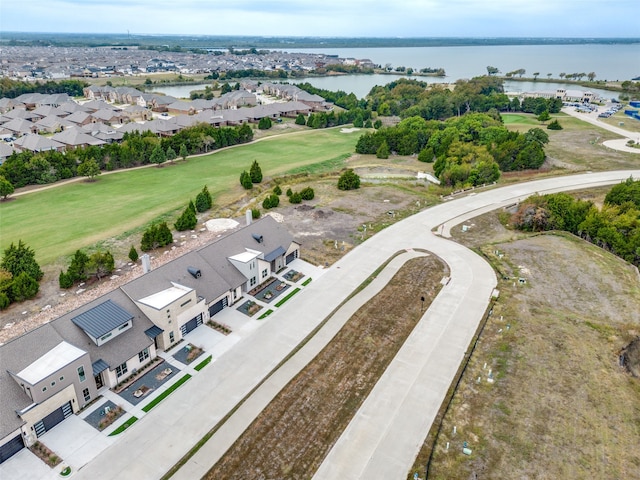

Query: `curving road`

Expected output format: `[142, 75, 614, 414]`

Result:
[68, 170, 640, 480]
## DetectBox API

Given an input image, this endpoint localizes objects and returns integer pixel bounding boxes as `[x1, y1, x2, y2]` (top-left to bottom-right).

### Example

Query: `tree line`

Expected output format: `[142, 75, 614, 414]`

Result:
[0, 78, 88, 99]
[511, 177, 640, 267]
[0, 123, 253, 189]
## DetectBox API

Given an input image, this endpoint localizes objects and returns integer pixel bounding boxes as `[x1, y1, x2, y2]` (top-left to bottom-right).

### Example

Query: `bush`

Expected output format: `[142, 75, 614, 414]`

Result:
[295, 114, 306, 125]
[251, 208, 261, 219]
[141, 222, 173, 251]
[376, 141, 390, 159]
[547, 119, 563, 130]
[337, 169, 361, 190]
[262, 194, 280, 209]
[0, 292, 9, 310]
[11, 272, 39, 302]
[289, 192, 302, 204]
[128, 245, 139, 263]
[418, 147, 434, 163]
[258, 117, 272, 129]
[273, 185, 282, 195]
[374, 119, 382, 129]
[286, 188, 293, 197]
[59, 270, 73, 289]
[300, 187, 315, 200]
[250, 160, 263, 183]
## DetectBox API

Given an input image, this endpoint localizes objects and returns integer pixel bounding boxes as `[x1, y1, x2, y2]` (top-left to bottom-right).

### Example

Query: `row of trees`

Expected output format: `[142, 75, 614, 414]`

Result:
[0, 123, 254, 189]
[511, 178, 640, 266]
[0, 78, 87, 99]
[240, 160, 263, 189]
[58, 250, 115, 288]
[356, 113, 549, 187]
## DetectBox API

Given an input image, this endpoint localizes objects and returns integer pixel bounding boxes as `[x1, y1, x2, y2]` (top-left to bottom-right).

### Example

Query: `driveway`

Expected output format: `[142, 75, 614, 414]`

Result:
[561, 106, 640, 153]
[70, 170, 640, 480]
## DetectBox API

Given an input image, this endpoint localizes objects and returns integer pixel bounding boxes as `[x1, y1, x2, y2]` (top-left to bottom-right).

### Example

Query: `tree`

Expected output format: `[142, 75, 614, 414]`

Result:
[87, 251, 115, 280]
[59, 270, 73, 289]
[188, 199, 196, 214]
[547, 119, 563, 130]
[0, 292, 9, 310]
[587, 72, 596, 82]
[376, 140, 390, 159]
[258, 117, 272, 129]
[418, 147, 435, 163]
[166, 146, 177, 163]
[337, 169, 361, 190]
[559, 72, 566, 79]
[251, 208, 261, 219]
[537, 111, 551, 123]
[240, 170, 253, 189]
[77, 159, 101, 181]
[179, 143, 189, 161]
[128, 245, 139, 263]
[0, 175, 14, 199]
[195, 185, 213, 212]
[11, 272, 39, 302]
[273, 185, 282, 195]
[486, 66, 500, 76]
[533, 72, 540, 80]
[174, 205, 198, 231]
[1, 240, 43, 281]
[250, 160, 263, 183]
[262, 194, 280, 209]
[295, 114, 306, 125]
[150, 144, 167, 166]
[286, 187, 293, 197]
[374, 119, 382, 129]
[141, 222, 173, 251]
[67, 249, 89, 283]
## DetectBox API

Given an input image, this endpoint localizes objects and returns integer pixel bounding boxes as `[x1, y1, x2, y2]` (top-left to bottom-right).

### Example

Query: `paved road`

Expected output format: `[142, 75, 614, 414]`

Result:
[561, 106, 640, 153]
[70, 170, 639, 480]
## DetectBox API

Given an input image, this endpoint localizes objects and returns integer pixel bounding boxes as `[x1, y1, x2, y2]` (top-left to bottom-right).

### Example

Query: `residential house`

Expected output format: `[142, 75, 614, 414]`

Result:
[51, 129, 107, 150]
[2, 118, 38, 137]
[64, 111, 94, 127]
[82, 123, 125, 143]
[33, 116, 75, 134]
[0, 215, 299, 463]
[12, 134, 66, 153]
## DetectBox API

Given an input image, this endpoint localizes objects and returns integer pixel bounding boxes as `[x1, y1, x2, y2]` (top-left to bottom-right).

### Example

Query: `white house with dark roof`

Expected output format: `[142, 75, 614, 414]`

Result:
[0, 216, 299, 462]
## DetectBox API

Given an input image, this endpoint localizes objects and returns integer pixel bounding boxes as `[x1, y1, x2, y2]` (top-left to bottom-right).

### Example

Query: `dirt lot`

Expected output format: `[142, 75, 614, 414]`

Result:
[419, 212, 640, 479]
[204, 255, 447, 480]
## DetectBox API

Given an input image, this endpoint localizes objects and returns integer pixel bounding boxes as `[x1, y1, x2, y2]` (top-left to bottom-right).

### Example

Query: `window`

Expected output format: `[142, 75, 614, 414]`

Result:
[262, 269, 268, 278]
[169, 331, 175, 343]
[42, 386, 47, 392]
[180, 299, 192, 307]
[118, 322, 129, 331]
[83, 388, 91, 402]
[115, 362, 128, 378]
[100, 332, 112, 341]
[77, 366, 86, 382]
[59, 376, 64, 382]
[51, 381, 56, 387]
[138, 348, 149, 363]
[250, 277, 257, 287]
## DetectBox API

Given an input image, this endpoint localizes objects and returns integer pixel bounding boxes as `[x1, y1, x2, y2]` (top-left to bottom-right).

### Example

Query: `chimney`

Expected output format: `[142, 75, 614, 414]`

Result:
[246, 209, 252, 226]
[141, 254, 151, 274]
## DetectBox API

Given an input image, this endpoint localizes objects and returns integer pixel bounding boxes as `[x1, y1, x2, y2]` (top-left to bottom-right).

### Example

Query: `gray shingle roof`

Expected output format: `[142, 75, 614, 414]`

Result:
[71, 299, 134, 339]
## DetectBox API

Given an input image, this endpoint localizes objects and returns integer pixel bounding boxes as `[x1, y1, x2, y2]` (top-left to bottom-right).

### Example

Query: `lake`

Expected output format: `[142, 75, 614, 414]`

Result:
[150, 44, 638, 99]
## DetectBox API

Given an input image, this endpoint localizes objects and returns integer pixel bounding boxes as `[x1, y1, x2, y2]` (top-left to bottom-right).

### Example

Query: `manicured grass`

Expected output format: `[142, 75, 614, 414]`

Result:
[194, 355, 212, 371]
[1, 128, 359, 265]
[109, 416, 138, 436]
[301, 277, 313, 286]
[274, 288, 300, 307]
[501, 113, 540, 125]
[141, 374, 192, 412]
[257, 309, 274, 319]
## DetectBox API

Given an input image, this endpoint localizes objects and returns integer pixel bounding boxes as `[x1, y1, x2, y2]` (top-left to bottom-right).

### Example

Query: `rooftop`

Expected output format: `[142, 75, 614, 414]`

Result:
[137, 283, 192, 310]
[16, 341, 86, 385]
[71, 299, 134, 339]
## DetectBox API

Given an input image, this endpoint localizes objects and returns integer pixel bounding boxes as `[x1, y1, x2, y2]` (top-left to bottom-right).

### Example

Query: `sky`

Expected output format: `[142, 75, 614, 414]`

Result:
[0, 0, 638, 38]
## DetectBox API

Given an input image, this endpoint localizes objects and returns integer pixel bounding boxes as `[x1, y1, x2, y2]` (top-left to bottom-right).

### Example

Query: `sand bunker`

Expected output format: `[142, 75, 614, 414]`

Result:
[205, 218, 240, 233]
[340, 127, 361, 133]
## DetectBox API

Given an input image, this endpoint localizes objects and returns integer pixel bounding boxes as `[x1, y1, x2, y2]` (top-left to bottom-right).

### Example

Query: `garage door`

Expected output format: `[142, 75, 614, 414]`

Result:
[286, 251, 297, 264]
[180, 313, 203, 336]
[33, 401, 72, 438]
[208, 297, 228, 317]
[0, 434, 24, 464]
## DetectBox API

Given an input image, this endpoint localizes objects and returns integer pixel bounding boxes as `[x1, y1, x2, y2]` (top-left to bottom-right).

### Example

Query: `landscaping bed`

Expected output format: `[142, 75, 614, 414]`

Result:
[30, 441, 62, 467]
[204, 255, 447, 479]
[236, 299, 262, 317]
[173, 343, 204, 365]
[282, 269, 305, 283]
[84, 400, 124, 431]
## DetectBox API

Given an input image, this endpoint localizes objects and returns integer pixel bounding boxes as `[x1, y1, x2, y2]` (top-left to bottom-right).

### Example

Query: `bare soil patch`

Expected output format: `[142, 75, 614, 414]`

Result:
[416, 213, 640, 479]
[205, 255, 447, 480]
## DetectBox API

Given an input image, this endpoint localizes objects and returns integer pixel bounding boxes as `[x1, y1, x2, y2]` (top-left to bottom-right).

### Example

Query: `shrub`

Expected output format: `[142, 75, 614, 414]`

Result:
[295, 114, 306, 125]
[59, 270, 73, 289]
[337, 169, 361, 190]
[240, 170, 253, 189]
[289, 192, 302, 204]
[262, 194, 280, 209]
[11, 272, 39, 302]
[0, 292, 10, 310]
[300, 187, 315, 200]
[251, 208, 261, 219]
[174, 205, 197, 231]
[250, 160, 263, 183]
[286, 188, 293, 197]
[195, 185, 213, 212]
[374, 119, 382, 129]
[418, 147, 435, 163]
[273, 185, 282, 195]
[376, 141, 390, 159]
[141, 222, 173, 251]
[547, 119, 563, 130]
[128, 245, 139, 263]
[258, 117, 272, 129]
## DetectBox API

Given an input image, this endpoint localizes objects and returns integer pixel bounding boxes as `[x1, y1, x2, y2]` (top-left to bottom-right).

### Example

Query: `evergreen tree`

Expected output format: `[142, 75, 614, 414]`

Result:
[295, 114, 306, 125]
[1, 240, 43, 281]
[240, 170, 253, 189]
[262, 194, 280, 209]
[376, 141, 390, 159]
[273, 185, 282, 195]
[59, 270, 73, 289]
[337, 169, 361, 190]
[67, 250, 89, 283]
[150, 144, 167, 166]
[188, 199, 196, 214]
[174, 205, 198, 231]
[251, 208, 261, 219]
[128, 245, 139, 263]
[179, 143, 189, 161]
[547, 119, 563, 130]
[258, 117, 272, 129]
[286, 188, 293, 197]
[300, 187, 315, 200]
[11, 272, 39, 302]
[374, 119, 382, 129]
[195, 185, 213, 212]
[289, 192, 303, 204]
[87, 251, 115, 280]
[250, 160, 263, 183]
[166, 146, 177, 163]
[0, 292, 9, 310]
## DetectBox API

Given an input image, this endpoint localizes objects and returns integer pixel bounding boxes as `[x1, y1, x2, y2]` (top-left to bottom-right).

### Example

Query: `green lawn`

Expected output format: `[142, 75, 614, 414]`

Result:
[501, 113, 541, 125]
[0, 128, 359, 265]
